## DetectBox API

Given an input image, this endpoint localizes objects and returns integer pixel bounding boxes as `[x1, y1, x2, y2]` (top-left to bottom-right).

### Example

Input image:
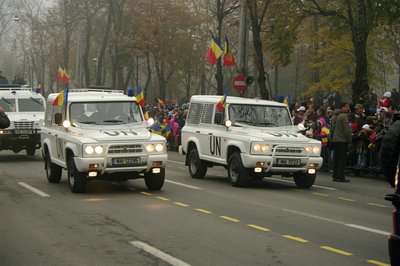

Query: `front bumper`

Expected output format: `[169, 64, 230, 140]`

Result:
[240, 153, 323, 173]
[74, 154, 168, 174]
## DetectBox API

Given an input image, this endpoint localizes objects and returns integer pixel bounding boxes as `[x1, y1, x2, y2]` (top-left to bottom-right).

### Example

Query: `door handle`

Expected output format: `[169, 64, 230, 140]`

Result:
[208, 133, 213, 135]
[196, 131, 200, 133]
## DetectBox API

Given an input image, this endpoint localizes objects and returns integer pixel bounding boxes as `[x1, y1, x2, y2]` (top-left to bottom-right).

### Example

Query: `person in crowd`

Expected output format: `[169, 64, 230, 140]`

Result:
[379, 92, 392, 108]
[293, 106, 306, 125]
[355, 124, 372, 175]
[391, 88, 399, 108]
[381, 113, 400, 187]
[0, 107, 10, 129]
[331, 102, 352, 182]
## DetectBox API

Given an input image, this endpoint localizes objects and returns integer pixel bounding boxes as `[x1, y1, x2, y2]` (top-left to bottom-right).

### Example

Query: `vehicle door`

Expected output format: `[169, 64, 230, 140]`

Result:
[208, 107, 227, 164]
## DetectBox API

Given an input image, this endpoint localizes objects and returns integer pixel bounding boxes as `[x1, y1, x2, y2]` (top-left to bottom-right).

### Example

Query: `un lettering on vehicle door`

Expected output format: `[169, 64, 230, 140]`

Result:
[209, 135, 226, 158]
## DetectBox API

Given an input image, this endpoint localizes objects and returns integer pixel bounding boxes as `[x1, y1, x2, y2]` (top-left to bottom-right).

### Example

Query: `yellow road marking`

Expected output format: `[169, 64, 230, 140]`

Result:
[220, 216, 240, 222]
[367, 259, 390, 266]
[195, 208, 212, 214]
[141, 192, 152, 196]
[338, 197, 355, 202]
[174, 202, 189, 207]
[156, 197, 170, 201]
[320, 246, 352, 256]
[293, 189, 303, 192]
[367, 203, 387, 208]
[282, 235, 309, 243]
[247, 224, 270, 232]
[312, 192, 329, 197]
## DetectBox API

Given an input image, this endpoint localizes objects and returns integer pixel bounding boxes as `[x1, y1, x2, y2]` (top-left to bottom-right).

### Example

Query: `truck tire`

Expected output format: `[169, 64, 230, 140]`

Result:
[26, 145, 36, 156]
[67, 156, 87, 193]
[228, 152, 250, 187]
[188, 148, 207, 179]
[144, 168, 165, 191]
[293, 172, 316, 188]
[45, 150, 62, 183]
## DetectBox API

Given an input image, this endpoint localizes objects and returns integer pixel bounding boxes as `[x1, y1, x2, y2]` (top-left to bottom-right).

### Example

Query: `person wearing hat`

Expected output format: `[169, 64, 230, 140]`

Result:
[379, 92, 392, 108]
[0, 107, 10, 129]
[293, 106, 306, 125]
[331, 102, 352, 182]
[354, 124, 372, 175]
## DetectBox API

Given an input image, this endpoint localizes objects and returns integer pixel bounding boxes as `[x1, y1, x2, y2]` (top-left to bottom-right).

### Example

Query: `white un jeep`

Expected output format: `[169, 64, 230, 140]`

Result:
[0, 85, 45, 156]
[41, 88, 167, 193]
[179, 95, 323, 188]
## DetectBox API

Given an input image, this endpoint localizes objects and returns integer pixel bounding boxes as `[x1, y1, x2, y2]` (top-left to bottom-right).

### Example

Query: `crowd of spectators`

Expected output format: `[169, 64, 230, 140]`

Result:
[291, 88, 400, 177]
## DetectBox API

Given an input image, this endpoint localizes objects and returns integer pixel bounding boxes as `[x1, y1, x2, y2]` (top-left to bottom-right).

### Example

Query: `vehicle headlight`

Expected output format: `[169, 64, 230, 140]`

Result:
[83, 144, 105, 156]
[306, 146, 320, 155]
[146, 143, 164, 153]
[252, 143, 270, 154]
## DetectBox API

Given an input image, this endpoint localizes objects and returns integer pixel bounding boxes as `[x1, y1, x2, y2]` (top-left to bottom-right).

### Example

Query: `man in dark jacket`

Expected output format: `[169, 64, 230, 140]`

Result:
[331, 102, 352, 182]
[0, 107, 10, 129]
[381, 114, 400, 265]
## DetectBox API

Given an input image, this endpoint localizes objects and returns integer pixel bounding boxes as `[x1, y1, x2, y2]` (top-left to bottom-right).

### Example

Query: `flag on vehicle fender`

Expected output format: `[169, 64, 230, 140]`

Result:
[216, 90, 227, 112]
[136, 87, 145, 107]
[53, 87, 68, 107]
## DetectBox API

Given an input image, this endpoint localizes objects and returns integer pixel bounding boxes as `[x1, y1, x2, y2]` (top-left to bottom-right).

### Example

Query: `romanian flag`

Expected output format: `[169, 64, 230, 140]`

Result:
[157, 98, 164, 104]
[216, 90, 227, 112]
[283, 95, 290, 106]
[144, 111, 149, 120]
[136, 87, 145, 107]
[57, 65, 70, 85]
[37, 82, 44, 93]
[164, 124, 172, 140]
[205, 32, 223, 65]
[223, 35, 236, 66]
[52, 87, 68, 107]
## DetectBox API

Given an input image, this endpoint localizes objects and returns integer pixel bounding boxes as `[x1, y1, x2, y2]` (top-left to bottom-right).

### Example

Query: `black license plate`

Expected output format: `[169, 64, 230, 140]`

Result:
[276, 158, 301, 166]
[112, 157, 140, 166]
[15, 129, 32, 134]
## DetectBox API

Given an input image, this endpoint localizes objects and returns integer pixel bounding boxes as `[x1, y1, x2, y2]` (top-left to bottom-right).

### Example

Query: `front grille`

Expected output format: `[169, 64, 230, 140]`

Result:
[108, 144, 142, 154]
[274, 147, 302, 154]
[14, 121, 34, 130]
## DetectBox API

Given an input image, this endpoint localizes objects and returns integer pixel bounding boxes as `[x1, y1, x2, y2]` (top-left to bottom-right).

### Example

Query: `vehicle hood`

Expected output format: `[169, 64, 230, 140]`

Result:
[7, 112, 44, 121]
[68, 125, 154, 142]
[229, 126, 319, 144]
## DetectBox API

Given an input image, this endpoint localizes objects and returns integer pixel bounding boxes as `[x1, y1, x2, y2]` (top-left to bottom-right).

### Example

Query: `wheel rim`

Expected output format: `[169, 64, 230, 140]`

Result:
[189, 152, 198, 174]
[229, 158, 239, 183]
[68, 167, 75, 186]
[45, 155, 51, 177]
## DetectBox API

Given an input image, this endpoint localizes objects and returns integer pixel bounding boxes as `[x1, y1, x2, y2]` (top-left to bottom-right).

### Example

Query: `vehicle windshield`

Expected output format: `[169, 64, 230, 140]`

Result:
[228, 104, 292, 127]
[70, 101, 143, 125]
[18, 97, 45, 112]
[0, 98, 16, 112]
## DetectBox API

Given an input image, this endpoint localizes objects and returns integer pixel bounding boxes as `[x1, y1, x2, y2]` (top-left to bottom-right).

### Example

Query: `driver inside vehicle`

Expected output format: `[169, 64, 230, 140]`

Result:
[71, 103, 90, 123]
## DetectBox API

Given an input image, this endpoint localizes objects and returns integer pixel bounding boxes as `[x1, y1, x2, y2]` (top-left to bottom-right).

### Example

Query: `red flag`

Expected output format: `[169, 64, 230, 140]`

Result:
[57, 65, 70, 85]
[223, 35, 236, 66]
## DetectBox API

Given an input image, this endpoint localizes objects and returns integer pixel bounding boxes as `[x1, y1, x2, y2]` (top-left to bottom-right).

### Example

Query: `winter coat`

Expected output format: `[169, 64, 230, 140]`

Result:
[0, 111, 10, 129]
[331, 109, 352, 143]
[381, 120, 400, 187]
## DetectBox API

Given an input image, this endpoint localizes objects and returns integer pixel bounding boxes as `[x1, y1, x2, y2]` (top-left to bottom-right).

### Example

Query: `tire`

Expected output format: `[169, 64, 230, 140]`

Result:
[228, 152, 250, 187]
[44, 150, 62, 183]
[188, 148, 207, 179]
[144, 168, 165, 191]
[67, 156, 87, 193]
[293, 172, 316, 188]
[26, 145, 36, 156]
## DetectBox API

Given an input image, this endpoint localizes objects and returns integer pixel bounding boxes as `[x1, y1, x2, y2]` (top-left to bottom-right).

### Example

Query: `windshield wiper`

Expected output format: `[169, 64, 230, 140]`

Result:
[1, 97, 13, 106]
[102, 119, 125, 124]
[30, 97, 43, 106]
[78, 121, 97, 124]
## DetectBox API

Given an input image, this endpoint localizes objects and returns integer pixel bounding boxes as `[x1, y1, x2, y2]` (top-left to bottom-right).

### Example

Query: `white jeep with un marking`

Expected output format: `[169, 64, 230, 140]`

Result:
[179, 95, 323, 188]
[41, 88, 167, 193]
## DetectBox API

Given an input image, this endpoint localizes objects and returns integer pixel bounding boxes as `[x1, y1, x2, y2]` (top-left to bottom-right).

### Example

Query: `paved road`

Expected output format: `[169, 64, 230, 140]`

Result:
[0, 150, 393, 265]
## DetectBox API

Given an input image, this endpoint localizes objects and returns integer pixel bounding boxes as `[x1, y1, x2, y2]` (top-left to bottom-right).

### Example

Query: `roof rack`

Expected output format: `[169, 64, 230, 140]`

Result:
[69, 87, 124, 94]
[0, 84, 32, 91]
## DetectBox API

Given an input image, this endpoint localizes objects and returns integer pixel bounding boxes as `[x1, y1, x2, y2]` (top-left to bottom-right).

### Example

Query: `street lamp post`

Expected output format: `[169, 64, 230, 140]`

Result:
[92, 58, 98, 85]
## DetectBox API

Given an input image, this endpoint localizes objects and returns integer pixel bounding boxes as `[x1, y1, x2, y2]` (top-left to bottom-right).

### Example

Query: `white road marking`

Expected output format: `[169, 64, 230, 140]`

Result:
[168, 160, 185, 165]
[165, 180, 202, 190]
[130, 241, 191, 266]
[345, 224, 391, 236]
[18, 182, 50, 197]
[268, 177, 338, 191]
[283, 208, 390, 236]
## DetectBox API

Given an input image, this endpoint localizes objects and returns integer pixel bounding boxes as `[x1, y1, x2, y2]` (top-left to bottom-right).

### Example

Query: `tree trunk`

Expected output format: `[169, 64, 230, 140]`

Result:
[83, 12, 92, 87]
[96, 5, 112, 86]
[252, 24, 269, 100]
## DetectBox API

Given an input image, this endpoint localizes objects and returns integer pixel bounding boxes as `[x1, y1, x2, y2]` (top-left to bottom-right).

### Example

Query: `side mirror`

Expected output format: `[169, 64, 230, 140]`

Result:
[54, 113, 62, 126]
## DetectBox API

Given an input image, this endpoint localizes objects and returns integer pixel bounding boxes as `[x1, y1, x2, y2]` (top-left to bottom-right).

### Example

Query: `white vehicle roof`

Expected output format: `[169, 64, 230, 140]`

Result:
[47, 88, 137, 103]
[189, 95, 287, 107]
[0, 85, 43, 98]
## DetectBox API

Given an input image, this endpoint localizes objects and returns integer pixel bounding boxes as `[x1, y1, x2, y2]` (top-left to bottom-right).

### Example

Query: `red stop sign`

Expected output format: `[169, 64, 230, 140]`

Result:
[233, 75, 247, 91]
